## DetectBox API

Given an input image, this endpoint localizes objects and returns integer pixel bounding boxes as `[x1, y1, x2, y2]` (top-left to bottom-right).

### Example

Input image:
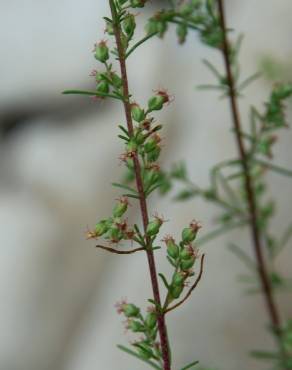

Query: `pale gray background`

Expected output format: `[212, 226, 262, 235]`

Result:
[0, 1, 291, 370]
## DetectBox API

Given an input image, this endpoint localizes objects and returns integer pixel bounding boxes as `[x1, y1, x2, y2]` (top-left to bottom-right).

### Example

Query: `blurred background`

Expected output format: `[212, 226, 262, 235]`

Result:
[0, 1, 292, 369]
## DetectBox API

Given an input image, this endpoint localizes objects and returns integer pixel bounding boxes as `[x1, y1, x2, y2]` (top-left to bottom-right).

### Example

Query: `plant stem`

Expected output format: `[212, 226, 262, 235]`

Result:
[217, 0, 287, 361]
[109, 1, 171, 369]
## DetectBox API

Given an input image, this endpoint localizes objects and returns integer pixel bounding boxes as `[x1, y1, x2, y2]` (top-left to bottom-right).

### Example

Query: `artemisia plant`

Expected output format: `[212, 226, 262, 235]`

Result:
[63, 1, 206, 369]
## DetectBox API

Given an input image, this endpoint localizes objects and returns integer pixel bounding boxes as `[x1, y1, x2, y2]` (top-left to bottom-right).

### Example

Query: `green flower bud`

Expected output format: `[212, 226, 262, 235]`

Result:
[105, 20, 114, 35]
[105, 218, 113, 229]
[148, 90, 170, 111]
[130, 0, 146, 8]
[181, 221, 201, 244]
[273, 83, 292, 100]
[113, 197, 129, 217]
[127, 139, 138, 153]
[180, 245, 194, 260]
[170, 284, 184, 299]
[201, 29, 223, 49]
[144, 140, 156, 153]
[154, 20, 168, 38]
[128, 320, 145, 332]
[144, 134, 161, 153]
[94, 41, 109, 63]
[147, 146, 161, 162]
[176, 24, 188, 44]
[96, 80, 109, 94]
[94, 220, 108, 237]
[126, 158, 134, 169]
[257, 135, 276, 158]
[93, 71, 103, 83]
[108, 225, 123, 242]
[123, 303, 140, 317]
[135, 130, 146, 145]
[148, 95, 164, 111]
[145, 19, 158, 35]
[123, 14, 136, 36]
[146, 216, 163, 236]
[143, 165, 160, 190]
[137, 345, 153, 359]
[111, 73, 122, 88]
[163, 236, 179, 259]
[180, 3, 194, 16]
[172, 272, 185, 286]
[131, 103, 145, 122]
[180, 257, 195, 271]
[145, 312, 157, 329]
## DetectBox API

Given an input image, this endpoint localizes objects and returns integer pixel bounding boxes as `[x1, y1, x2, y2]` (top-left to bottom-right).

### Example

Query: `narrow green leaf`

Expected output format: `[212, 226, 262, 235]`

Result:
[124, 193, 141, 199]
[112, 182, 138, 194]
[167, 256, 176, 267]
[146, 182, 165, 196]
[103, 16, 112, 23]
[196, 220, 248, 246]
[117, 345, 162, 370]
[118, 134, 129, 141]
[62, 89, 122, 100]
[180, 360, 199, 370]
[238, 72, 261, 91]
[217, 171, 241, 207]
[228, 243, 256, 271]
[118, 125, 129, 137]
[147, 299, 162, 312]
[275, 222, 292, 256]
[202, 59, 222, 80]
[233, 33, 244, 59]
[250, 350, 279, 360]
[254, 159, 292, 177]
[174, 189, 198, 201]
[226, 171, 244, 181]
[197, 84, 225, 91]
[125, 32, 158, 59]
[170, 162, 188, 181]
[158, 273, 170, 290]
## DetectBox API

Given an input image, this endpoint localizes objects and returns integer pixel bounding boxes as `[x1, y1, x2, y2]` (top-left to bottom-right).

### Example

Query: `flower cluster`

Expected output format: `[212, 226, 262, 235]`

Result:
[86, 197, 136, 244]
[116, 300, 160, 361]
[162, 221, 201, 303]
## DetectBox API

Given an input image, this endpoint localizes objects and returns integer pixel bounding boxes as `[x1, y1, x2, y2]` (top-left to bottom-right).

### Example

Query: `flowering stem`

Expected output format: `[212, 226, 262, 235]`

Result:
[217, 0, 287, 363]
[109, 1, 171, 369]
[165, 254, 205, 314]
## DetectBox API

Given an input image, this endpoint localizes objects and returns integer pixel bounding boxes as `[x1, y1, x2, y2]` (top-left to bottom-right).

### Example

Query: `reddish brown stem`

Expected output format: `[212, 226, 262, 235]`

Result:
[217, 0, 286, 361]
[109, 2, 171, 369]
[96, 245, 144, 254]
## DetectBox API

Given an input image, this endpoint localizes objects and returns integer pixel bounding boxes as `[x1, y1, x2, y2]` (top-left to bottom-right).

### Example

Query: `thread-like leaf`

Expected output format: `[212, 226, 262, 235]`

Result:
[117, 345, 162, 370]
[112, 182, 138, 194]
[180, 360, 199, 370]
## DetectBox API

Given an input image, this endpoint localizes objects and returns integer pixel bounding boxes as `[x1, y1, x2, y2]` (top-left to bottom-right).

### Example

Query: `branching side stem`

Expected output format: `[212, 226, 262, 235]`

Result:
[165, 254, 205, 314]
[109, 2, 171, 369]
[96, 245, 145, 254]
